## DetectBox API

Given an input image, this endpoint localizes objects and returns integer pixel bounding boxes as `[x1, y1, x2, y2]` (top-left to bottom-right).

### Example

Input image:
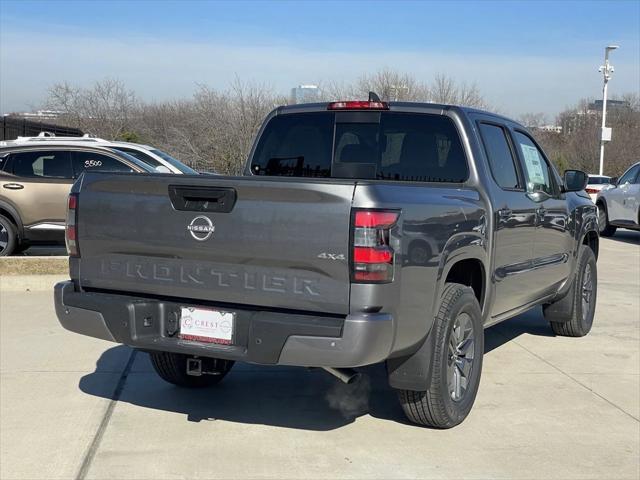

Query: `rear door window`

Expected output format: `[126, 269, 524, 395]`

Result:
[10, 150, 73, 179]
[251, 111, 468, 182]
[478, 123, 521, 189]
[72, 151, 135, 176]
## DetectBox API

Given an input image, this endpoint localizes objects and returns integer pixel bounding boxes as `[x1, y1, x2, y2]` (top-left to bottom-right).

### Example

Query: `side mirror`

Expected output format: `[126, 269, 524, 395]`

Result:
[155, 165, 171, 174]
[563, 169, 588, 192]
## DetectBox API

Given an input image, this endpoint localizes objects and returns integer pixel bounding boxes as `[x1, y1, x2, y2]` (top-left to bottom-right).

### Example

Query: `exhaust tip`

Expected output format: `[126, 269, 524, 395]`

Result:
[345, 372, 362, 385]
[322, 367, 361, 384]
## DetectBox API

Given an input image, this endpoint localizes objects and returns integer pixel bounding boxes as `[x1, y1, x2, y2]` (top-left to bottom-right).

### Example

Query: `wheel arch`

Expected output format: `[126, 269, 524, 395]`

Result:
[0, 200, 23, 238]
[579, 207, 600, 260]
[582, 229, 599, 259]
[435, 234, 489, 319]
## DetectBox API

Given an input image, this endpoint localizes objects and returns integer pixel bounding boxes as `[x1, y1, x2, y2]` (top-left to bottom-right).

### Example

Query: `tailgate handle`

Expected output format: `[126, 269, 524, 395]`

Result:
[168, 185, 237, 213]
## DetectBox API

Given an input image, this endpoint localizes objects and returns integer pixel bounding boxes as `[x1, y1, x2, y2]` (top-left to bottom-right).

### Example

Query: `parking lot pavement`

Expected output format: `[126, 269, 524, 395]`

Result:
[1, 233, 638, 480]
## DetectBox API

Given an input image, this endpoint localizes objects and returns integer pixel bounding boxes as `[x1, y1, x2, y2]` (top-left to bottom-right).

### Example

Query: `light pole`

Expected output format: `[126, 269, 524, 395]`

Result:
[598, 45, 619, 176]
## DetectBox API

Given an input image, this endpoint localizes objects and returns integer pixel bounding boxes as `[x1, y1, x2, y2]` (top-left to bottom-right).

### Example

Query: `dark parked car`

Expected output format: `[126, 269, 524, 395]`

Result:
[54, 99, 599, 428]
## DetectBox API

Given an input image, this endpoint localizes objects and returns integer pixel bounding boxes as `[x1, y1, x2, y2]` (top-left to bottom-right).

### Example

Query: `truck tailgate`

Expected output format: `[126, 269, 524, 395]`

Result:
[75, 174, 356, 314]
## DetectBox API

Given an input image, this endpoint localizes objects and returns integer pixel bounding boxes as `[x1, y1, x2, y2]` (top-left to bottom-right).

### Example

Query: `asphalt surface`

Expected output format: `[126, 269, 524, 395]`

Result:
[1, 232, 639, 479]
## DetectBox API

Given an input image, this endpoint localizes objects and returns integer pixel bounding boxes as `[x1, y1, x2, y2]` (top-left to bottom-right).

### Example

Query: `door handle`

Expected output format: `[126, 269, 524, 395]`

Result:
[536, 207, 547, 216]
[498, 208, 512, 218]
[2, 183, 24, 190]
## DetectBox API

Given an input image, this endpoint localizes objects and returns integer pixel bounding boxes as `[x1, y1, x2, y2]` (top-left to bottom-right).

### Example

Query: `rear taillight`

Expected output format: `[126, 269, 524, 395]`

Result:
[327, 100, 389, 110]
[66, 193, 79, 257]
[351, 209, 399, 283]
[585, 188, 599, 194]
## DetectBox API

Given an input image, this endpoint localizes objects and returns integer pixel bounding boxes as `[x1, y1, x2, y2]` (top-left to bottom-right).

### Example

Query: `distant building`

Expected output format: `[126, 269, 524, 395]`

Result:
[560, 99, 631, 135]
[4, 110, 62, 120]
[587, 99, 630, 113]
[538, 125, 563, 133]
[290, 85, 319, 104]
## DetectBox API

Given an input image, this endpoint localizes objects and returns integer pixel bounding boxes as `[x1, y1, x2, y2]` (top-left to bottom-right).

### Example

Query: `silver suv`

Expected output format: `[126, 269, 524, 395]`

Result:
[5, 135, 198, 174]
[596, 162, 640, 236]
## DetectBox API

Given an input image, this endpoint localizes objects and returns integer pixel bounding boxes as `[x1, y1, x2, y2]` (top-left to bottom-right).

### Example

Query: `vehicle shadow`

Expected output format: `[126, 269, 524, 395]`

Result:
[602, 229, 640, 245]
[79, 307, 555, 431]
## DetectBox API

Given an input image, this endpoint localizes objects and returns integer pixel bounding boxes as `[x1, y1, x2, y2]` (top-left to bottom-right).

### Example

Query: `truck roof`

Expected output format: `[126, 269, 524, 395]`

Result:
[274, 101, 524, 129]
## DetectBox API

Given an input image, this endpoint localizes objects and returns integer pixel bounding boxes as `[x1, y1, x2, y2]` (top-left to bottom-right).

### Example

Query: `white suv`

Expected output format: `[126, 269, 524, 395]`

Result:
[596, 162, 640, 236]
[3, 134, 198, 174]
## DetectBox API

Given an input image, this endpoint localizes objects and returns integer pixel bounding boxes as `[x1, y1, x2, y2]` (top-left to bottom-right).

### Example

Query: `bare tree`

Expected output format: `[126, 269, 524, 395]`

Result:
[534, 94, 640, 176]
[518, 112, 548, 129]
[429, 73, 487, 108]
[46, 78, 138, 139]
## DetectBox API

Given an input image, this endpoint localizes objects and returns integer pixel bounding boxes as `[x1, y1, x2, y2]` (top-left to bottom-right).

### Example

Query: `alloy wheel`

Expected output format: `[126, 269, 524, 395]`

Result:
[0, 223, 8, 254]
[447, 312, 475, 402]
[581, 263, 593, 322]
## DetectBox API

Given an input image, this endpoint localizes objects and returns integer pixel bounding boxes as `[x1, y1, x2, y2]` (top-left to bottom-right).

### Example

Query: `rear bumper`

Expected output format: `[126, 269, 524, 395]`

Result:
[54, 281, 394, 368]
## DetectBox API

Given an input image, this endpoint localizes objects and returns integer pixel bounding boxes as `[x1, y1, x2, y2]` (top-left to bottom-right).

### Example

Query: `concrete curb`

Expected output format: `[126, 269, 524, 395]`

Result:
[0, 274, 69, 292]
[0, 256, 68, 276]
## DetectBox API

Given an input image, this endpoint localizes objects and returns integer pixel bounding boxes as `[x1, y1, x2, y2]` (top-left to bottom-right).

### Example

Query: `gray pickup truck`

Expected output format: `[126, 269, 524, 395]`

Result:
[55, 99, 599, 428]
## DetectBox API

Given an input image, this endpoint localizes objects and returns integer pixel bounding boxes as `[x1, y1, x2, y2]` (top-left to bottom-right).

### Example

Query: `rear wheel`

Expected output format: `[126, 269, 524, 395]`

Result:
[0, 215, 17, 257]
[149, 351, 234, 388]
[397, 283, 484, 428]
[597, 203, 617, 237]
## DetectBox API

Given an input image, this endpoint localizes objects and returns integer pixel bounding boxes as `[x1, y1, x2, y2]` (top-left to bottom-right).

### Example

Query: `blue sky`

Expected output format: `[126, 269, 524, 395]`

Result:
[1, 0, 639, 118]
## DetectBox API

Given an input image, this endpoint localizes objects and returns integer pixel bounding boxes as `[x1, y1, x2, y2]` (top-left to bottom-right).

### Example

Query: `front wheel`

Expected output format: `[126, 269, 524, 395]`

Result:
[597, 203, 617, 237]
[0, 215, 17, 257]
[397, 283, 484, 428]
[545, 245, 597, 337]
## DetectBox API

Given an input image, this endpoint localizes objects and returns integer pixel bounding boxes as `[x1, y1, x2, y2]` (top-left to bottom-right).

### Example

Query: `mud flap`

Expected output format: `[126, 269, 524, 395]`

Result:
[542, 273, 576, 323]
[386, 325, 438, 392]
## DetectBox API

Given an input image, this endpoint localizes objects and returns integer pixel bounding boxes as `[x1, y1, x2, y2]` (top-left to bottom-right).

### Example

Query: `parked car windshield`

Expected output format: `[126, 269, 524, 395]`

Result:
[150, 149, 199, 174]
[105, 149, 155, 172]
[111, 147, 164, 169]
[250, 111, 468, 183]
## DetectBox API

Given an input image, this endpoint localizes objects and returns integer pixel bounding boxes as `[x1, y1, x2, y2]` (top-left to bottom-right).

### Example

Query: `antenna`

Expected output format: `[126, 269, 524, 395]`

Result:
[368, 91, 381, 102]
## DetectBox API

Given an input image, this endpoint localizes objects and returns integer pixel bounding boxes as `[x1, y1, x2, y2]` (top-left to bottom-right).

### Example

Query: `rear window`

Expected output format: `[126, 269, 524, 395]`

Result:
[587, 176, 611, 185]
[250, 112, 468, 183]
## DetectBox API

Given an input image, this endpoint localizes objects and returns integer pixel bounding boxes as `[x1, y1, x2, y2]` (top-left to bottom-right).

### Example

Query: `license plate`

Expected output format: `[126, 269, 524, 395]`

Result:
[179, 307, 234, 345]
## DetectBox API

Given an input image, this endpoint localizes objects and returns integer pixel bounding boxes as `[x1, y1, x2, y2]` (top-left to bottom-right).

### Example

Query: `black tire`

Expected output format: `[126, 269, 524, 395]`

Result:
[545, 245, 597, 337]
[0, 215, 17, 257]
[398, 283, 484, 428]
[149, 351, 234, 388]
[597, 202, 617, 237]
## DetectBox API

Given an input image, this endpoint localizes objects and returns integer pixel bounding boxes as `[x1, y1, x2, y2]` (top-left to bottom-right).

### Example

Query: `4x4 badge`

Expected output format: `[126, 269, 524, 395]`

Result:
[187, 216, 215, 241]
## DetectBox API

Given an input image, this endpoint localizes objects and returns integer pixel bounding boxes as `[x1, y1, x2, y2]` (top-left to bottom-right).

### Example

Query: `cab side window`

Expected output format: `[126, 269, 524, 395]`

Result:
[11, 150, 73, 179]
[513, 131, 556, 196]
[72, 151, 134, 176]
[478, 123, 521, 189]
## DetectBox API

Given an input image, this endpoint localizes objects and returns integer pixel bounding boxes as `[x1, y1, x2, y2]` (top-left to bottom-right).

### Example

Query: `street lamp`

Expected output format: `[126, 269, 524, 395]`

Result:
[597, 44, 619, 176]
